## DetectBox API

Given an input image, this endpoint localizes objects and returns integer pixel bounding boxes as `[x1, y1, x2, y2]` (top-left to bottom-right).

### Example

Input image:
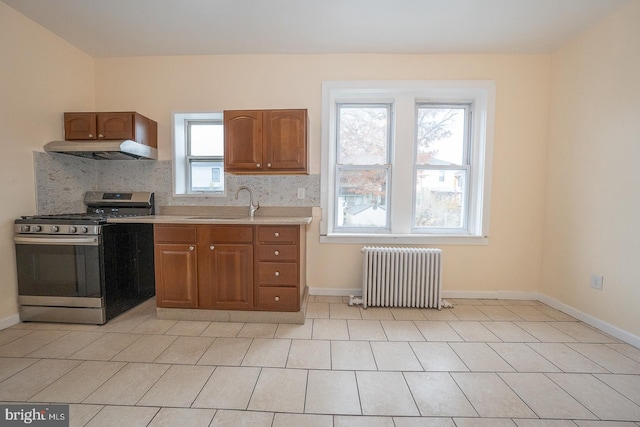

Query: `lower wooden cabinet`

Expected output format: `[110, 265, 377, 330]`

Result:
[155, 243, 198, 308]
[199, 243, 254, 310]
[154, 224, 303, 312]
[154, 226, 198, 308]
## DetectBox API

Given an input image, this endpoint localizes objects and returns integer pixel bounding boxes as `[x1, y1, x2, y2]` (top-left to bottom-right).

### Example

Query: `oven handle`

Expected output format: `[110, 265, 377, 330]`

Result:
[14, 236, 99, 246]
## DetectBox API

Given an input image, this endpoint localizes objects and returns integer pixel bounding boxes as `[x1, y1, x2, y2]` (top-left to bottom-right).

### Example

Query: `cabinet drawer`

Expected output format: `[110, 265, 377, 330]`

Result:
[202, 225, 253, 243]
[154, 225, 197, 243]
[258, 262, 298, 286]
[257, 225, 298, 244]
[257, 245, 298, 262]
[256, 286, 298, 311]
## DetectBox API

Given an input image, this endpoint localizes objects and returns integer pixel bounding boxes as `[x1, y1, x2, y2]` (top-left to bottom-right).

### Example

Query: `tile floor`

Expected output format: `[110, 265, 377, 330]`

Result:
[1, 297, 639, 426]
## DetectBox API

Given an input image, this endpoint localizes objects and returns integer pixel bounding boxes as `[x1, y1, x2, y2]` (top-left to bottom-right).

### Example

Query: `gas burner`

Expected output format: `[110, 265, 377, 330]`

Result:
[15, 191, 155, 235]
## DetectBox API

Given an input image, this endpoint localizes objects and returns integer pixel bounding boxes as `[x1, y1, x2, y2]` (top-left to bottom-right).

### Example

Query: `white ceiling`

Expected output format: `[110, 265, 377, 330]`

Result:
[2, 0, 630, 57]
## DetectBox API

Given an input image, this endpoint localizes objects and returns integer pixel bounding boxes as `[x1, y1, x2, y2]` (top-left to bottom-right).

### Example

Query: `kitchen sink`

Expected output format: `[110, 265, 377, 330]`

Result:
[186, 214, 249, 220]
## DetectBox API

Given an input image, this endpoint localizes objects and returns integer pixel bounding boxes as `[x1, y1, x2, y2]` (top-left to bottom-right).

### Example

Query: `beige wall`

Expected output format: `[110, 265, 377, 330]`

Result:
[0, 2, 95, 322]
[542, 1, 640, 337]
[95, 54, 551, 296]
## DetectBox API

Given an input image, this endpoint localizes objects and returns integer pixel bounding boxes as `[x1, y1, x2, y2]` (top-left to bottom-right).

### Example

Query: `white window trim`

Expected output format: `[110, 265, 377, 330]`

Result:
[320, 80, 495, 245]
[172, 112, 226, 197]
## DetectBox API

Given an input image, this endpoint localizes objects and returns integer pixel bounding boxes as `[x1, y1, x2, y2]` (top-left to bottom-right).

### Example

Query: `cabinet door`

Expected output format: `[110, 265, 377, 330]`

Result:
[64, 113, 97, 140]
[264, 109, 307, 172]
[200, 243, 254, 310]
[155, 243, 198, 308]
[224, 110, 263, 172]
[97, 112, 134, 140]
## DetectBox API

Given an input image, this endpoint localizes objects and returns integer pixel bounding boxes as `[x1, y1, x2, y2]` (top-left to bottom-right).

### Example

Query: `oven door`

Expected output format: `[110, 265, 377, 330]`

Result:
[14, 235, 103, 302]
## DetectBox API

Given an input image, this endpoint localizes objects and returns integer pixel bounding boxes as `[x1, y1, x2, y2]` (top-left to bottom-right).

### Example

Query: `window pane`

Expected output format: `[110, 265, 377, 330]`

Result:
[338, 105, 389, 165]
[190, 160, 224, 192]
[415, 169, 465, 228]
[337, 169, 388, 228]
[416, 107, 466, 166]
[189, 122, 223, 156]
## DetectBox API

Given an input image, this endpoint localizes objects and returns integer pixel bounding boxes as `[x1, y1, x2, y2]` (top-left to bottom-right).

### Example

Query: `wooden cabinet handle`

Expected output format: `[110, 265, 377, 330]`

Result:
[274, 296, 280, 301]
[210, 245, 215, 250]
[274, 250, 280, 256]
[189, 246, 194, 251]
[274, 271, 280, 277]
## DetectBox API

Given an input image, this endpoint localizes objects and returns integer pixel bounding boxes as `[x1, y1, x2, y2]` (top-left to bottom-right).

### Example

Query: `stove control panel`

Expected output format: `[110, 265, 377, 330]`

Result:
[14, 224, 99, 235]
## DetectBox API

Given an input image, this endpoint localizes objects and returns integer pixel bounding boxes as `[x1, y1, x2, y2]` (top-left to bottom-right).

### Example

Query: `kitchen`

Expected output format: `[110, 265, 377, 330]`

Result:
[1, 0, 640, 424]
[3, 16, 639, 339]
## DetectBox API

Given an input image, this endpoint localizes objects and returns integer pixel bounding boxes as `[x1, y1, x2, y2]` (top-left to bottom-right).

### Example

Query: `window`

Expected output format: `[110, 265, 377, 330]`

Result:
[173, 113, 225, 195]
[414, 104, 469, 231]
[321, 81, 495, 244]
[336, 104, 391, 232]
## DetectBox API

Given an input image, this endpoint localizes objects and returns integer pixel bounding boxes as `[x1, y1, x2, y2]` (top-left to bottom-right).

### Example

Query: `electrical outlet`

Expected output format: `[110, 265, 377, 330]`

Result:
[590, 274, 604, 290]
[297, 188, 305, 199]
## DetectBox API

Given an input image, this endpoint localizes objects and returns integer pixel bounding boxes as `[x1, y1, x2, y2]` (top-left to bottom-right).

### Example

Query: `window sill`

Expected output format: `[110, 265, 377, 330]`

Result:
[320, 233, 488, 245]
[172, 192, 226, 198]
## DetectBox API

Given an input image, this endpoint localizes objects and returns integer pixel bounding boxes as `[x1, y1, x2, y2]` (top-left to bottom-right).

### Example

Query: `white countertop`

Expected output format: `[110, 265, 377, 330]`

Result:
[108, 214, 312, 225]
[107, 205, 312, 225]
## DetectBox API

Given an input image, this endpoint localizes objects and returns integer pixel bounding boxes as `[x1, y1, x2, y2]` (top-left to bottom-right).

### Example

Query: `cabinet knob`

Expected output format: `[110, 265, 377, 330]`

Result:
[274, 296, 280, 301]
[267, 163, 272, 168]
[189, 246, 194, 251]
[210, 245, 215, 250]
[98, 133, 104, 138]
[274, 250, 280, 256]
[274, 271, 280, 277]
[256, 163, 261, 168]
[88, 133, 94, 138]
[274, 232, 280, 238]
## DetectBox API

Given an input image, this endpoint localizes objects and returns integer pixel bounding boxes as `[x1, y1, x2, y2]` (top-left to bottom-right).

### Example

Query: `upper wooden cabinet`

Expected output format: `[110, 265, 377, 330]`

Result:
[224, 109, 308, 174]
[64, 112, 158, 148]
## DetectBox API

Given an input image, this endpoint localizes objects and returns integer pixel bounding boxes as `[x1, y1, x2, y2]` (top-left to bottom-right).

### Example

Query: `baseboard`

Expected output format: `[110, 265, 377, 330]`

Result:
[309, 287, 362, 297]
[0, 313, 21, 330]
[441, 290, 540, 301]
[537, 294, 640, 349]
[309, 287, 541, 301]
[308, 287, 639, 348]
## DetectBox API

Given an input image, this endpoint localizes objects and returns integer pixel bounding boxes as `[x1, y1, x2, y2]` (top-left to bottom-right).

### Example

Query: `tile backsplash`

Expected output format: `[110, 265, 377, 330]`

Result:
[34, 152, 320, 214]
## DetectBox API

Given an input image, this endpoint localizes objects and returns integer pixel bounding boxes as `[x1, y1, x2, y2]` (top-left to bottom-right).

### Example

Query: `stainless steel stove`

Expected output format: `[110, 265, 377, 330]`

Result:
[14, 191, 156, 324]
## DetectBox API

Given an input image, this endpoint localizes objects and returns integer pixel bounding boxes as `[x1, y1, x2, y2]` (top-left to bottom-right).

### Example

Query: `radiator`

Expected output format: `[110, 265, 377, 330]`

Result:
[361, 247, 442, 309]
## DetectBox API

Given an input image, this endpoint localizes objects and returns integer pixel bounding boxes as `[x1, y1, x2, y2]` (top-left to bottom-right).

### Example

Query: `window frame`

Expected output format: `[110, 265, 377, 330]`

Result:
[320, 80, 495, 245]
[412, 102, 472, 234]
[172, 112, 226, 197]
[185, 119, 224, 193]
[334, 103, 393, 233]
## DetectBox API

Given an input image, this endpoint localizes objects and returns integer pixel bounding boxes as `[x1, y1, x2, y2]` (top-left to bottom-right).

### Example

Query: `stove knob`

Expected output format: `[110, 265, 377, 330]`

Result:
[20, 225, 31, 232]
[69, 226, 77, 233]
[33, 225, 42, 232]
[81, 226, 89, 233]
[51, 226, 59, 233]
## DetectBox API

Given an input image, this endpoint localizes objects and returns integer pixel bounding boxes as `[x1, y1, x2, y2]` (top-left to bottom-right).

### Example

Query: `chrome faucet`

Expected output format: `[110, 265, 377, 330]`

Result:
[236, 186, 259, 217]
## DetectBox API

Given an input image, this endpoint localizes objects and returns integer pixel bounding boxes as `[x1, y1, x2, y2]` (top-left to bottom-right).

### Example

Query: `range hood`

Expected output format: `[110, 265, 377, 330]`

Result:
[44, 139, 157, 160]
